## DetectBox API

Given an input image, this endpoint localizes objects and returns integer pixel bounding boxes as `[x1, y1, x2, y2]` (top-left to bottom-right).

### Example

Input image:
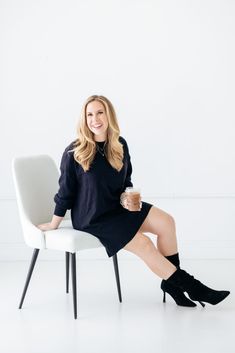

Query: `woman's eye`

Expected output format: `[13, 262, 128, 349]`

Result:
[98, 112, 103, 114]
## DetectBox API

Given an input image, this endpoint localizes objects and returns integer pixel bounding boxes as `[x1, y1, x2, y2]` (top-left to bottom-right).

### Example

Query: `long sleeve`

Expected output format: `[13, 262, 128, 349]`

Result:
[122, 138, 133, 191]
[54, 146, 77, 217]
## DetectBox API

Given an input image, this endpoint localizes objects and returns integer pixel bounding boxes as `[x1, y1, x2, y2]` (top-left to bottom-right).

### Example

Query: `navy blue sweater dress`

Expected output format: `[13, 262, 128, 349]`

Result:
[54, 136, 153, 257]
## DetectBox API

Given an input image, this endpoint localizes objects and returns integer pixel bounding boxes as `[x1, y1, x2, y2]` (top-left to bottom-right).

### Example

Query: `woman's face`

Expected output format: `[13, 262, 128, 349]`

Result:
[86, 100, 109, 141]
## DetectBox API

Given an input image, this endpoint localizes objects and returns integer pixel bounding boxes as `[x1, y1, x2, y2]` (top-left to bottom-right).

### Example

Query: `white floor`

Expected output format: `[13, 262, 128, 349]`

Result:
[0, 258, 234, 353]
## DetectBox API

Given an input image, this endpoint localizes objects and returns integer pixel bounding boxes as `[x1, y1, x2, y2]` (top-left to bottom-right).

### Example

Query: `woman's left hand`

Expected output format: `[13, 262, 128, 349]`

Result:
[120, 192, 142, 211]
[120, 192, 128, 209]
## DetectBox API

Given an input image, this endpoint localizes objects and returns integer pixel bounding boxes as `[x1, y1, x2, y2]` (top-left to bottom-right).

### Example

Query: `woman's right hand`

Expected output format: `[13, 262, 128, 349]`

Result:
[37, 222, 58, 231]
[37, 215, 64, 231]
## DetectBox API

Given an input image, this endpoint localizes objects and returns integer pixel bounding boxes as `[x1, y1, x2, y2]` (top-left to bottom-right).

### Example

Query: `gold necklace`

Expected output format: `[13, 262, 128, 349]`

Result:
[96, 141, 107, 157]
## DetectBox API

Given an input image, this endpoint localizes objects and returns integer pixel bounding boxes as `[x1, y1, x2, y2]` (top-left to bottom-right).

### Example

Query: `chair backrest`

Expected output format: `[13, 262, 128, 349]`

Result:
[12, 155, 67, 249]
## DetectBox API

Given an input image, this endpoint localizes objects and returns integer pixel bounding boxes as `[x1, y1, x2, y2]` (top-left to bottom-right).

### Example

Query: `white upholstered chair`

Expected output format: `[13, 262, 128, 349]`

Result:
[12, 155, 122, 319]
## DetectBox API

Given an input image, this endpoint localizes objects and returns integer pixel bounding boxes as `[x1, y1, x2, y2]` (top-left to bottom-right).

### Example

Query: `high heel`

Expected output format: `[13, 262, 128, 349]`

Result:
[161, 252, 197, 307]
[166, 268, 230, 306]
[161, 280, 197, 307]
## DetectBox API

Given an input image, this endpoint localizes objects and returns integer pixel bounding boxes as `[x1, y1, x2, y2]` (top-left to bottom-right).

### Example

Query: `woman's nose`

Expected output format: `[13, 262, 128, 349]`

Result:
[93, 118, 101, 123]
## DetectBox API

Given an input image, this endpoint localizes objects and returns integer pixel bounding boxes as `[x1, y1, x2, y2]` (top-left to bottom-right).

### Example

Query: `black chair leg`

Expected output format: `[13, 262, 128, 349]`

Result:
[65, 252, 70, 293]
[71, 252, 77, 319]
[19, 248, 40, 309]
[112, 253, 122, 303]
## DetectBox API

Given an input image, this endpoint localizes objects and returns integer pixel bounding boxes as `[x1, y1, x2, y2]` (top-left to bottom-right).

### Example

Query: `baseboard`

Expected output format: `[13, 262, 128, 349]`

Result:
[0, 240, 235, 261]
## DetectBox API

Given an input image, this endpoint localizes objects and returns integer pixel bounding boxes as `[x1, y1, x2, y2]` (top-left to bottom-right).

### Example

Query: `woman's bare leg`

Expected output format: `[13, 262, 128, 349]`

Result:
[123, 231, 176, 280]
[138, 206, 178, 256]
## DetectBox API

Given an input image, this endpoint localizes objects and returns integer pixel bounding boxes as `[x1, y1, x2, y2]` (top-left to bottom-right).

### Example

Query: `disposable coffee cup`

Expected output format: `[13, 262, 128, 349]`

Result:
[124, 187, 141, 212]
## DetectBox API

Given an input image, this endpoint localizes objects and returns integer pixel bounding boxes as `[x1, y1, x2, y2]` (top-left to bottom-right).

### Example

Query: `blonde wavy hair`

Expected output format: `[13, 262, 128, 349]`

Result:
[72, 95, 124, 172]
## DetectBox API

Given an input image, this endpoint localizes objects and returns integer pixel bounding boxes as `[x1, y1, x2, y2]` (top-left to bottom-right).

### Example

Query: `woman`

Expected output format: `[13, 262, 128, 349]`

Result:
[38, 95, 230, 307]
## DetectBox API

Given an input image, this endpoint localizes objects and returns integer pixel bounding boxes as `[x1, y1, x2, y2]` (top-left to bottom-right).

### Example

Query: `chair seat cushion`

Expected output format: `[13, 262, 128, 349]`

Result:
[44, 220, 103, 252]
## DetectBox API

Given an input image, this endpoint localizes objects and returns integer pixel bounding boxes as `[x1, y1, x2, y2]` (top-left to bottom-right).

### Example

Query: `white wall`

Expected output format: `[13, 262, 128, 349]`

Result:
[1, 0, 235, 260]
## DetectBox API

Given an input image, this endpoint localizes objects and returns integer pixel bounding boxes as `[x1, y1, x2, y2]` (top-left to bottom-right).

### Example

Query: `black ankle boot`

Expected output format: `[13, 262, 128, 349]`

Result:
[161, 253, 196, 307]
[166, 268, 230, 307]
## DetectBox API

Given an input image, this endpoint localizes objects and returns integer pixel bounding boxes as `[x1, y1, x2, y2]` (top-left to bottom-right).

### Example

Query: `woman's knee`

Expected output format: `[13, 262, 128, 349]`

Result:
[166, 214, 175, 229]
[169, 215, 176, 232]
[160, 213, 176, 234]
[123, 232, 153, 254]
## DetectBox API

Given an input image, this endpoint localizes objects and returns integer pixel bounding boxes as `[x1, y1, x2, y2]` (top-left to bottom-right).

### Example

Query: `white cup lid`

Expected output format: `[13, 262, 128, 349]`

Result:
[125, 187, 141, 193]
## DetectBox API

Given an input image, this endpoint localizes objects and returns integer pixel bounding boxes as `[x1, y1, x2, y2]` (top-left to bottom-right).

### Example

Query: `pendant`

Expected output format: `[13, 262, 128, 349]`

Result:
[97, 148, 105, 157]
